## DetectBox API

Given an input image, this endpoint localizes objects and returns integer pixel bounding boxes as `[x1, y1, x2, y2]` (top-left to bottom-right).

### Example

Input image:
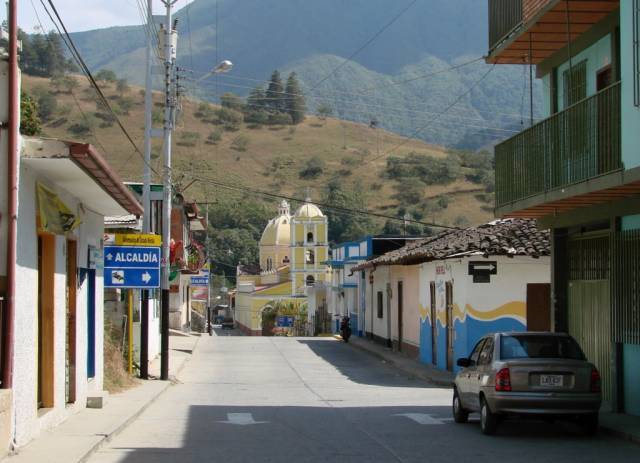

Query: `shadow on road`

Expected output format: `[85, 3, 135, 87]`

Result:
[103, 404, 640, 463]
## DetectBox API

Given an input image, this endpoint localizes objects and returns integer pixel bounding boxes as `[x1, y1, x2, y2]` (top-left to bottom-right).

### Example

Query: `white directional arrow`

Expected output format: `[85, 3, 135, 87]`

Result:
[474, 263, 496, 271]
[141, 272, 152, 284]
[394, 413, 451, 425]
[218, 413, 268, 426]
[106, 253, 114, 261]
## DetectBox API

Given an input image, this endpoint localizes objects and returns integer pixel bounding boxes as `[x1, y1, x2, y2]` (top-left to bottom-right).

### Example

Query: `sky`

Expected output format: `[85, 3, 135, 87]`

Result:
[13, 0, 193, 33]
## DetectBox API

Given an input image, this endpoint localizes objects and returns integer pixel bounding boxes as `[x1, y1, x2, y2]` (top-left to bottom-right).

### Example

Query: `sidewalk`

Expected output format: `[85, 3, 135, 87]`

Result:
[345, 335, 454, 387]
[3, 333, 200, 463]
[346, 335, 640, 445]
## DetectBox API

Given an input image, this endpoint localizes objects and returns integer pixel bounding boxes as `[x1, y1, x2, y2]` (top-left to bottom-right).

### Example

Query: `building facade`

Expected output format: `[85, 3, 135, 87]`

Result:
[235, 199, 328, 335]
[354, 220, 551, 371]
[488, 0, 640, 415]
[7, 138, 141, 448]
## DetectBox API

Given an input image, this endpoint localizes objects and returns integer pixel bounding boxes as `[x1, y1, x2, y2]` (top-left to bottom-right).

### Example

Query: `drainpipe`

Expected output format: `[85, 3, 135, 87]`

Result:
[2, 0, 18, 390]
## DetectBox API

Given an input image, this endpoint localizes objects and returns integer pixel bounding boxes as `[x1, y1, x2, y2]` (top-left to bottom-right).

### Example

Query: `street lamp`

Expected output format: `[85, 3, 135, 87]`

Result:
[195, 60, 233, 83]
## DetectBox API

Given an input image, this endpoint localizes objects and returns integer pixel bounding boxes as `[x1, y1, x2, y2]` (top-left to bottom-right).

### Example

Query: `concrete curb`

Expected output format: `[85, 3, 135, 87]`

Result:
[599, 427, 640, 446]
[73, 335, 202, 463]
[346, 338, 453, 388]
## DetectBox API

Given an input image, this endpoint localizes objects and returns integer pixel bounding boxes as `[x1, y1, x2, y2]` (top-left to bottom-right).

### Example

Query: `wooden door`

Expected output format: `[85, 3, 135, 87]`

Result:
[430, 282, 437, 365]
[526, 283, 551, 331]
[38, 235, 55, 408]
[397, 281, 403, 352]
[446, 282, 454, 372]
[66, 240, 77, 403]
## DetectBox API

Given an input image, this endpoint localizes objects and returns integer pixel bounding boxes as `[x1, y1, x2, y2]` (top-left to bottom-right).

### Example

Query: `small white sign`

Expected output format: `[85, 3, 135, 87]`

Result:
[111, 270, 125, 285]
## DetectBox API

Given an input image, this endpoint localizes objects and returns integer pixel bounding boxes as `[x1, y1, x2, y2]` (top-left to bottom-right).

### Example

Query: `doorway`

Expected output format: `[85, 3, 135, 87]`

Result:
[87, 269, 96, 379]
[445, 281, 454, 372]
[526, 283, 551, 331]
[38, 234, 55, 409]
[397, 281, 403, 352]
[65, 240, 77, 404]
[430, 282, 437, 365]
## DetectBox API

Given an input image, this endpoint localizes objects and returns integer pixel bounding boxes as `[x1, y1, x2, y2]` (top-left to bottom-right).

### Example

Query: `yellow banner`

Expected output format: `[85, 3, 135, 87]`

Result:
[115, 233, 161, 247]
[36, 183, 80, 235]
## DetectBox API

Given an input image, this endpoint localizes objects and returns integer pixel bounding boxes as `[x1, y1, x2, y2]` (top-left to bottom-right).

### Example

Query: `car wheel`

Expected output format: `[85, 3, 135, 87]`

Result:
[580, 413, 599, 436]
[480, 397, 498, 435]
[452, 389, 469, 424]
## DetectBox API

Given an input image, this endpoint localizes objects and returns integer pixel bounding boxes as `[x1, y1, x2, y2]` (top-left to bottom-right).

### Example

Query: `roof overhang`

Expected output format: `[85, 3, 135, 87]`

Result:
[487, 0, 619, 65]
[496, 166, 640, 219]
[22, 138, 143, 216]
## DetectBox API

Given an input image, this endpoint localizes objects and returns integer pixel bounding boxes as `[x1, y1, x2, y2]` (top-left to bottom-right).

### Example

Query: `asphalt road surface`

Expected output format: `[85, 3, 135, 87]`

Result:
[88, 333, 639, 462]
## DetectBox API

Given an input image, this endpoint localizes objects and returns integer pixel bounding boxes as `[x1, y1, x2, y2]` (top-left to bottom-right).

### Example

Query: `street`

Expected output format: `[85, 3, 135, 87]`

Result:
[86, 332, 639, 463]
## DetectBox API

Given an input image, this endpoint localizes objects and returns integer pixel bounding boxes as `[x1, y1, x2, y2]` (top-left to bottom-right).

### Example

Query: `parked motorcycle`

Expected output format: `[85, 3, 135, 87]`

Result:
[340, 316, 352, 343]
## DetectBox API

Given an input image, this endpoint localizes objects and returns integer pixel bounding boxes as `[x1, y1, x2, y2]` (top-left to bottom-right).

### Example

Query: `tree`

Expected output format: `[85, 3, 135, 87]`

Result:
[215, 107, 243, 131]
[316, 103, 333, 120]
[116, 78, 130, 96]
[323, 180, 375, 243]
[20, 92, 41, 135]
[265, 70, 285, 112]
[61, 75, 79, 94]
[220, 92, 245, 112]
[96, 69, 117, 84]
[284, 72, 306, 124]
[37, 93, 58, 121]
[299, 156, 325, 179]
[247, 86, 266, 112]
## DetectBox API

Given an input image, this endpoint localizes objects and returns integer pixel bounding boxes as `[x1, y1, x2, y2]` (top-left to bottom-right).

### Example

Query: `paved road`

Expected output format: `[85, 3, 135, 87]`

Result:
[88, 334, 639, 463]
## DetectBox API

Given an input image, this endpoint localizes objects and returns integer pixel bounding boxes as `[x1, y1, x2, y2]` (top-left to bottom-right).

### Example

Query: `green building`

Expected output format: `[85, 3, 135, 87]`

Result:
[487, 0, 639, 416]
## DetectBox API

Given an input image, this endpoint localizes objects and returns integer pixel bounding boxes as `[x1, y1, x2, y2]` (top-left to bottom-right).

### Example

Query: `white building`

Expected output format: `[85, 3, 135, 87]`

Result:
[6, 138, 142, 448]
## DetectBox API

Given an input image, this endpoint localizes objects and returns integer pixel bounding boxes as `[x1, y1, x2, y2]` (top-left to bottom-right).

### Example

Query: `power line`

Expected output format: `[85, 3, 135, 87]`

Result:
[309, 0, 419, 91]
[324, 64, 498, 185]
[186, 69, 535, 124]
[40, 0, 162, 179]
[185, 78, 520, 135]
[190, 175, 460, 230]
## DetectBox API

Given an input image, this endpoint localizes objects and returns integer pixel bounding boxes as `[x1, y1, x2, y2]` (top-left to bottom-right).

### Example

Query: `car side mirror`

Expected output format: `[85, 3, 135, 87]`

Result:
[457, 358, 471, 368]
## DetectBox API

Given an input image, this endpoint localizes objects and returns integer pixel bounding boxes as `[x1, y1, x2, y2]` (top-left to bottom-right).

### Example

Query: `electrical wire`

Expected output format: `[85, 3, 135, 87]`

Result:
[309, 0, 419, 91]
[40, 0, 162, 179]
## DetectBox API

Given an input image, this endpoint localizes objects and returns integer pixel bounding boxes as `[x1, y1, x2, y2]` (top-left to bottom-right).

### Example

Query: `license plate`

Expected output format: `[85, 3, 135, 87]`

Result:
[540, 374, 563, 387]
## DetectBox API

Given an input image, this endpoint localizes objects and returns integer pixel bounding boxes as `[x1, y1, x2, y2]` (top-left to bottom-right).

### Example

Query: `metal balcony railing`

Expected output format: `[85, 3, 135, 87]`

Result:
[495, 82, 621, 208]
[489, 0, 523, 52]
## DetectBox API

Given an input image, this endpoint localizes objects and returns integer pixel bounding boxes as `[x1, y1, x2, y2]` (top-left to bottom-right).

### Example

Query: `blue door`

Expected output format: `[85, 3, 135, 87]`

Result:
[87, 269, 96, 378]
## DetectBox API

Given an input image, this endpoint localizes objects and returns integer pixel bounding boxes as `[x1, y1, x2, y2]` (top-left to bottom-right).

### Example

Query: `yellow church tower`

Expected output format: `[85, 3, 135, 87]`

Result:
[290, 196, 328, 296]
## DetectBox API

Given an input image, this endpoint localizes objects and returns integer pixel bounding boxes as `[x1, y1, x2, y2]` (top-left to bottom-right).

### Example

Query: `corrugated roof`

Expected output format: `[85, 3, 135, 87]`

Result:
[352, 219, 549, 271]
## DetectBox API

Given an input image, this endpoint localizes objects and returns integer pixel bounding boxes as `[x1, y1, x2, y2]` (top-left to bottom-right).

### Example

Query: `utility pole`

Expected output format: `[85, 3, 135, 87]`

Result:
[160, 0, 178, 381]
[140, 0, 153, 381]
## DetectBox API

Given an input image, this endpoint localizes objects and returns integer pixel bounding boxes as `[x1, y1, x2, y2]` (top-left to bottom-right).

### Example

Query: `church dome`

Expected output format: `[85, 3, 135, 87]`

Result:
[295, 202, 324, 218]
[260, 201, 291, 246]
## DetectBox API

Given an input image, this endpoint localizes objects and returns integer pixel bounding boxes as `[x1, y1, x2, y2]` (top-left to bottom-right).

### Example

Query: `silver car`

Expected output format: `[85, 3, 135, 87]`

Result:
[452, 332, 602, 435]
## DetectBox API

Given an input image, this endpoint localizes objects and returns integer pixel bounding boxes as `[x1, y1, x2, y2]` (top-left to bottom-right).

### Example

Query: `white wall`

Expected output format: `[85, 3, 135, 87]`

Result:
[12, 164, 105, 446]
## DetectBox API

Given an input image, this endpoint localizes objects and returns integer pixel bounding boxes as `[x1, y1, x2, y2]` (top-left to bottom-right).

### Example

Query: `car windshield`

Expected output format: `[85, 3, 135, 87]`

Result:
[500, 335, 585, 360]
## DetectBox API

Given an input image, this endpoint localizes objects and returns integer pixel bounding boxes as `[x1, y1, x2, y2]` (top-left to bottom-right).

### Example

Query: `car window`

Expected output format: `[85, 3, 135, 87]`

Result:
[500, 335, 586, 360]
[469, 339, 486, 365]
[478, 337, 494, 365]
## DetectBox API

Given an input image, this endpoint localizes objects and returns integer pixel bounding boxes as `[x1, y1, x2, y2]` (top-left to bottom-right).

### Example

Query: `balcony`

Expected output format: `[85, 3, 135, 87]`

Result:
[488, 0, 620, 64]
[495, 82, 621, 215]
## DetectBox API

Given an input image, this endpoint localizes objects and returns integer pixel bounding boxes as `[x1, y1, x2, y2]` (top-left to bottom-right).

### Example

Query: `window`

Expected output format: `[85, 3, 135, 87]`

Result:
[305, 250, 315, 264]
[563, 60, 587, 108]
[469, 339, 485, 366]
[306, 275, 315, 286]
[307, 232, 314, 243]
[500, 335, 585, 360]
[377, 291, 383, 318]
[283, 256, 289, 264]
[478, 337, 494, 366]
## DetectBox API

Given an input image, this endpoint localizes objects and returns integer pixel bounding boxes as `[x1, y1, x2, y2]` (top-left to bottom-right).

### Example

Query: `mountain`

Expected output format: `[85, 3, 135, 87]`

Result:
[69, 0, 540, 149]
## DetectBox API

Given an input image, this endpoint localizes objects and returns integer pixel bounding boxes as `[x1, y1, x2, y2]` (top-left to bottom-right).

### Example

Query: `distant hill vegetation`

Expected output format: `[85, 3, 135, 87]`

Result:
[67, 0, 541, 150]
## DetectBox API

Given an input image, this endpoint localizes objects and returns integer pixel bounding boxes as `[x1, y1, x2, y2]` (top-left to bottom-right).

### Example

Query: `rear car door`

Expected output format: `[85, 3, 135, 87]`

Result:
[473, 336, 495, 402]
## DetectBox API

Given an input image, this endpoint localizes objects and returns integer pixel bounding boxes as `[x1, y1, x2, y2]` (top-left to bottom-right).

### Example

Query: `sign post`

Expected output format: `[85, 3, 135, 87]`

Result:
[104, 245, 161, 289]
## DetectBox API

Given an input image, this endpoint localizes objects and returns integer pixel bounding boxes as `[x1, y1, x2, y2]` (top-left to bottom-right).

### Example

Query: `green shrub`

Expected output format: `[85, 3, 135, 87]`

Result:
[206, 128, 223, 145]
[68, 119, 93, 136]
[177, 131, 201, 147]
[216, 107, 243, 131]
[299, 156, 325, 179]
[37, 93, 57, 121]
[244, 110, 268, 125]
[220, 92, 245, 112]
[386, 152, 461, 185]
[267, 112, 293, 126]
[230, 134, 250, 152]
